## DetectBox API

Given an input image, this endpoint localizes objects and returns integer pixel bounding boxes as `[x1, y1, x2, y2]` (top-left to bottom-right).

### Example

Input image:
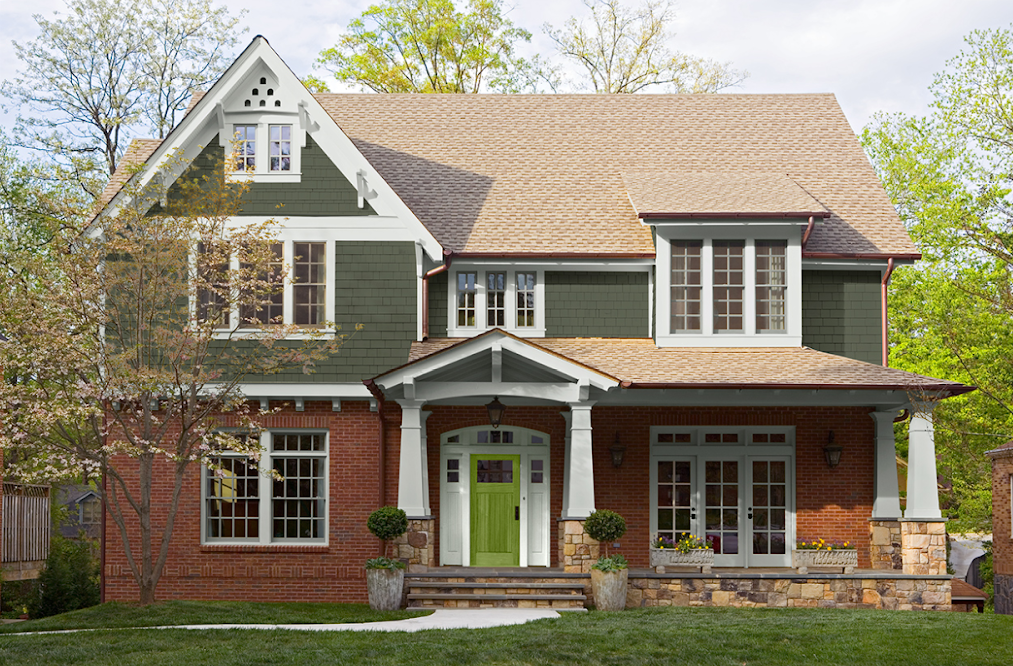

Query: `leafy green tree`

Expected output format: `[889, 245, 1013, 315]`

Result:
[3, 0, 246, 183]
[546, 0, 747, 93]
[0, 149, 352, 604]
[317, 0, 536, 93]
[863, 25, 1013, 531]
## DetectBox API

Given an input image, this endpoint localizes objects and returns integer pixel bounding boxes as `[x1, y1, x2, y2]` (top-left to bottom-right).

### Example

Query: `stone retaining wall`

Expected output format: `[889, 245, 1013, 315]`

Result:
[620, 576, 951, 611]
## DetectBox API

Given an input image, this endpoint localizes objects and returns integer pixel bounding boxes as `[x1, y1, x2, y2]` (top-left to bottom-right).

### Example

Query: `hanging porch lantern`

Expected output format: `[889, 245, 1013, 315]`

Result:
[486, 396, 506, 429]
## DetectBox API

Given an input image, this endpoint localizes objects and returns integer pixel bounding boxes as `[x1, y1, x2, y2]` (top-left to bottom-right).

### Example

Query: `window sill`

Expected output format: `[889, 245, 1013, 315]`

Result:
[212, 327, 337, 341]
[229, 172, 302, 184]
[655, 333, 800, 348]
[448, 327, 546, 338]
[201, 543, 329, 553]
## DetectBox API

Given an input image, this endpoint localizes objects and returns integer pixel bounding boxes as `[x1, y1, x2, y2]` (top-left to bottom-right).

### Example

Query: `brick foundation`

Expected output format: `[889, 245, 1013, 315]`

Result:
[868, 520, 903, 570]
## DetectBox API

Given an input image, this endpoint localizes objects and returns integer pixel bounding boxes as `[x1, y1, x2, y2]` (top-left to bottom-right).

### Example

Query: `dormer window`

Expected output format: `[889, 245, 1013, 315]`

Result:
[655, 232, 801, 347]
[228, 121, 301, 181]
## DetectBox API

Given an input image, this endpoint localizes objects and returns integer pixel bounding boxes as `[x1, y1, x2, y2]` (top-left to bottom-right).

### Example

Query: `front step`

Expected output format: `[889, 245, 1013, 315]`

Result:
[406, 577, 588, 609]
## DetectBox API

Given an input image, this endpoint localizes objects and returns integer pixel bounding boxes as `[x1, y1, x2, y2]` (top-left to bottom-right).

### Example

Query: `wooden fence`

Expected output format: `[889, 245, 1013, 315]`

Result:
[2, 483, 51, 581]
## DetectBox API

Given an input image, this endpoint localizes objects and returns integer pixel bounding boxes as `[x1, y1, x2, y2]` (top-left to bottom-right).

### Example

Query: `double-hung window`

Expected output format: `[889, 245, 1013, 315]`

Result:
[657, 234, 800, 346]
[203, 431, 328, 544]
[229, 122, 300, 181]
[449, 268, 544, 336]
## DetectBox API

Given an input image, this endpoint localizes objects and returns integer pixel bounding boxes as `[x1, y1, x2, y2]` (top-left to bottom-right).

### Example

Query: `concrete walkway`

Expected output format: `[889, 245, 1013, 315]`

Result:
[11, 608, 562, 636]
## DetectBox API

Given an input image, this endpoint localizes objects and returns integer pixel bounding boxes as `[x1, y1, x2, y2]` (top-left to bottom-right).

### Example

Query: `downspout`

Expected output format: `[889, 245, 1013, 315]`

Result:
[881, 258, 896, 367]
[421, 250, 453, 340]
[801, 215, 815, 249]
[363, 378, 387, 558]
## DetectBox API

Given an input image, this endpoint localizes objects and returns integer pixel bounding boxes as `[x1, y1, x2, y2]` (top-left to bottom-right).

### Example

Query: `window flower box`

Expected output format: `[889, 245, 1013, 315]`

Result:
[792, 546, 857, 575]
[650, 534, 714, 574]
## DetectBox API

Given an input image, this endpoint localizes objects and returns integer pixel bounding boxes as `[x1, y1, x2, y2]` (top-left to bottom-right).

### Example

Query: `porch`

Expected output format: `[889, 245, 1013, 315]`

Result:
[1, 482, 51, 581]
[404, 566, 952, 611]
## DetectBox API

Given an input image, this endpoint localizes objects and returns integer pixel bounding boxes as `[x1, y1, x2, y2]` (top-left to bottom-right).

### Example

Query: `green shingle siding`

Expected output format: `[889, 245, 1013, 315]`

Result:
[428, 271, 449, 338]
[802, 270, 882, 364]
[168, 135, 375, 217]
[544, 272, 648, 338]
[247, 241, 417, 384]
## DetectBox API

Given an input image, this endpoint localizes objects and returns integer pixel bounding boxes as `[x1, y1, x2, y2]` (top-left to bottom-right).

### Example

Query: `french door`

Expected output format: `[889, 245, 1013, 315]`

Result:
[655, 452, 792, 568]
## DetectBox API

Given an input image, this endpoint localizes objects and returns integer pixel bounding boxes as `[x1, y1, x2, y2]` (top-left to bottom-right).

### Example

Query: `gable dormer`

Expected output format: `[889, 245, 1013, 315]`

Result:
[218, 62, 305, 182]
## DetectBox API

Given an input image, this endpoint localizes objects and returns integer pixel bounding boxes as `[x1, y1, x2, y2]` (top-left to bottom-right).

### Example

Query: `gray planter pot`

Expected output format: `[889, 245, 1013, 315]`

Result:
[650, 547, 714, 574]
[590, 568, 629, 611]
[791, 549, 858, 575]
[366, 567, 405, 611]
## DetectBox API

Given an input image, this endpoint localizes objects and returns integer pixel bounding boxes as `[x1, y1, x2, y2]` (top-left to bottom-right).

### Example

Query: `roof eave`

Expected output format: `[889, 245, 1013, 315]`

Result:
[639, 211, 831, 220]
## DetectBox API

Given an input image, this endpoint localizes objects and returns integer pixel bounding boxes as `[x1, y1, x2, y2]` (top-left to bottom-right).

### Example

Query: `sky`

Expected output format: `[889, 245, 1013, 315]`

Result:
[1, 0, 1012, 137]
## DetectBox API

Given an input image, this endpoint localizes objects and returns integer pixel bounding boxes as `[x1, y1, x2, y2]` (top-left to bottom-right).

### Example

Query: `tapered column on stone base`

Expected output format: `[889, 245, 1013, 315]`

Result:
[871, 410, 903, 519]
[562, 402, 596, 519]
[396, 400, 430, 517]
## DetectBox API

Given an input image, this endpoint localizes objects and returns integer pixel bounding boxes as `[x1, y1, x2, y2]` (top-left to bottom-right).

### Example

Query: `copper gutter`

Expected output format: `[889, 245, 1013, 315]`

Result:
[450, 252, 655, 259]
[422, 250, 453, 340]
[881, 258, 896, 367]
[804, 252, 921, 261]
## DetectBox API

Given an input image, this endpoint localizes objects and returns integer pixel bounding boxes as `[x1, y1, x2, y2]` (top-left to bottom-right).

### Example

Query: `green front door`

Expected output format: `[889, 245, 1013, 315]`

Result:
[470, 454, 521, 566]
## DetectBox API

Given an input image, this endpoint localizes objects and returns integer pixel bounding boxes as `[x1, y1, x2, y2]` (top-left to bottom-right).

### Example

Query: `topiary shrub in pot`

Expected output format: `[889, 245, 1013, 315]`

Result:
[583, 509, 628, 611]
[365, 506, 409, 611]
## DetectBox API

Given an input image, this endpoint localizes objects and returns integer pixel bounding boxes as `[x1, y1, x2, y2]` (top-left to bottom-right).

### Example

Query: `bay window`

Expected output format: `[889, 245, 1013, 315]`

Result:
[203, 431, 328, 544]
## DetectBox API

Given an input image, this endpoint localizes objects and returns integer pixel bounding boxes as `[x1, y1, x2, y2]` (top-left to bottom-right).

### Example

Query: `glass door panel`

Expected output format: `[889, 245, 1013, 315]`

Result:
[748, 457, 791, 566]
[657, 459, 695, 542]
[703, 459, 743, 566]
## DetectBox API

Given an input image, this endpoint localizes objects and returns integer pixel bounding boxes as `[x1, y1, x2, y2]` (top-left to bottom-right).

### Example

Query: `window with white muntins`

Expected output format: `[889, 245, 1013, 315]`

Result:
[449, 268, 545, 337]
[656, 231, 801, 347]
[203, 431, 328, 545]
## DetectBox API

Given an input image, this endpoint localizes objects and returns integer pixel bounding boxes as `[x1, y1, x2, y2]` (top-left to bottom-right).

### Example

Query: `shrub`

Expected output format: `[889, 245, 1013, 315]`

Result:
[591, 554, 628, 572]
[584, 509, 626, 558]
[28, 534, 100, 619]
[367, 506, 408, 567]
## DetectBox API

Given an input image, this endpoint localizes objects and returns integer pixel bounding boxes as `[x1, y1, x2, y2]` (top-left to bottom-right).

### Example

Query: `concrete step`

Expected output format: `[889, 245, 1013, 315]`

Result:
[408, 581, 585, 591]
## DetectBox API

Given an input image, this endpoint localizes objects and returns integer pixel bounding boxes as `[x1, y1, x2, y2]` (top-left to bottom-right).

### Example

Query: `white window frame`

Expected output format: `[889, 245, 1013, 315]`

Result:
[194, 240, 336, 339]
[447, 266, 546, 337]
[655, 227, 802, 347]
[228, 117, 302, 183]
[201, 429, 329, 546]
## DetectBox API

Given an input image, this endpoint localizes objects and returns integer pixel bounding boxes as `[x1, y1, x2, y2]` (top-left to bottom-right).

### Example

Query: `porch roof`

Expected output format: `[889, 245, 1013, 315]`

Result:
[407, 337, 973, 396]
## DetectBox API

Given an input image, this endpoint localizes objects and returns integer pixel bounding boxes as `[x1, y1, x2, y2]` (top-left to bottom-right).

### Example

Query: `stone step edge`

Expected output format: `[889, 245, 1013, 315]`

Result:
[407, 593, 588, 602]
[407, 582, 586, 590]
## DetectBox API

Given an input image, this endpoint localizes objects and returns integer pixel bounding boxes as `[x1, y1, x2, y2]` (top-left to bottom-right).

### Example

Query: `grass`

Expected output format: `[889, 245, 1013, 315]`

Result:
[0, 600, 428, 633]
[1, 604, 1011, 665]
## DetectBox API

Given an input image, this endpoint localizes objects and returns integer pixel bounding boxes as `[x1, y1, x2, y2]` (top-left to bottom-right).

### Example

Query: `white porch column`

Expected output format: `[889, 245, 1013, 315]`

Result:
[396, 399, 430, 517]
[560, 412, 572, 518]
[563, 402, 596, 518]
[870, 410, 903, 519]
[906, 402, 942, 520]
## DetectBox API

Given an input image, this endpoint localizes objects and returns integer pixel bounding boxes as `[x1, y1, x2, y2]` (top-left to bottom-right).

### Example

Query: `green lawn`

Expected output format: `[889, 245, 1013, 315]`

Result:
[1, 604, 1011, 666]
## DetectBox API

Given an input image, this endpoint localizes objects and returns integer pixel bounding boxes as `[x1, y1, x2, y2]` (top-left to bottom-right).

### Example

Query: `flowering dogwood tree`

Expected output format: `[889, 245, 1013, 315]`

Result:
[0, 150, 352, 604]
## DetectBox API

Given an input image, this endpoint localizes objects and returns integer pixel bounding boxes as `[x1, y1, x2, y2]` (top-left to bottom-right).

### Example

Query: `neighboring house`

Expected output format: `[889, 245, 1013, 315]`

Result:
[54, 485, 102, 541]
[97, 37, 970, 609]
[987, 442, 1012, 614]
[1, 458, 51, 581]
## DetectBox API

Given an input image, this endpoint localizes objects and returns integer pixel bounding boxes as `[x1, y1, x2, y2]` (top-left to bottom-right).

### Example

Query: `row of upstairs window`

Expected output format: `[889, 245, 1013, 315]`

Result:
[450, 269, 544, 337]
[196, 240, 330, 330]
[657, 235, 801, 346]
[234, 124, 292, 173]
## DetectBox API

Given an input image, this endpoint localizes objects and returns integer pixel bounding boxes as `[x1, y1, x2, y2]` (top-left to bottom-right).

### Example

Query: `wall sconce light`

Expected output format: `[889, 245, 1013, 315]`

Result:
[609, 432, 626, 468]
[485, 396, 505, 430]
[824, 430, 843, 469]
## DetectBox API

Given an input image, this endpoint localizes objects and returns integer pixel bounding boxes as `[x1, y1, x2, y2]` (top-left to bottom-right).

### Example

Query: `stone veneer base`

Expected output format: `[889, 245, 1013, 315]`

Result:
[996, 573, 1013, 615]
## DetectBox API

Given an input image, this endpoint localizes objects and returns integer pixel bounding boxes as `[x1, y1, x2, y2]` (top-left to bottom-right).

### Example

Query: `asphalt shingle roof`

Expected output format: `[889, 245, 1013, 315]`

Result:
[103, 92, 917, 258]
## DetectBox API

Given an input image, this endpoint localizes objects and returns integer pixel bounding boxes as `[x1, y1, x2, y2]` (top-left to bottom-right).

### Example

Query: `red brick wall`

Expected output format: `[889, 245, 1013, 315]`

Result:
[105, 402, 876, 602]
[104, 400, 389, 603]
[992, 451, 1013, 577]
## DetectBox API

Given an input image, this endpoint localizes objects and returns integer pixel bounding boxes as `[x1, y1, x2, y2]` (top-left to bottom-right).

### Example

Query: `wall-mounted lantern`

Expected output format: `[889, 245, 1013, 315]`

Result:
[609, 432, 627, 468]
[824, 430, 843, 469]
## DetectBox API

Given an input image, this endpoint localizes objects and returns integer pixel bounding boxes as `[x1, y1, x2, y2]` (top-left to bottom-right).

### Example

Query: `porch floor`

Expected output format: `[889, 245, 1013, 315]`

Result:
[409, 566, 951, 580]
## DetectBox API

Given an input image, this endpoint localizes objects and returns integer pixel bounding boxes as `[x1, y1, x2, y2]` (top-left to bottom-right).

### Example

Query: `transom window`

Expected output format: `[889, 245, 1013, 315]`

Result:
[203, 431, 327, 544]
[657, 234, 801, 346]
[449, 268, 545, 336]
